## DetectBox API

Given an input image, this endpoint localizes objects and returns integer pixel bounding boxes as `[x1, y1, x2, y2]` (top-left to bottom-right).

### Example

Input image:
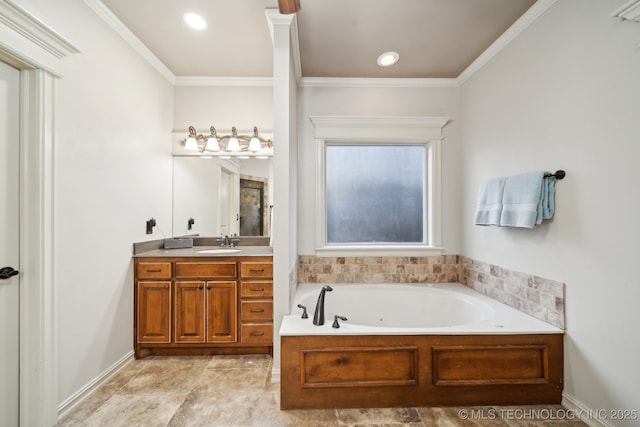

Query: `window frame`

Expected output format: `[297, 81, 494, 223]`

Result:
[311, 116, 449, 256]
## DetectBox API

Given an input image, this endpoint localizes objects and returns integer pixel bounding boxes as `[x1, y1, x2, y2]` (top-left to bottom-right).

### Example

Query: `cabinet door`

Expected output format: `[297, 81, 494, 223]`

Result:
[206, 281, 237, 343]
[175, 281, 206, 343]
[137, 281, 171, 343]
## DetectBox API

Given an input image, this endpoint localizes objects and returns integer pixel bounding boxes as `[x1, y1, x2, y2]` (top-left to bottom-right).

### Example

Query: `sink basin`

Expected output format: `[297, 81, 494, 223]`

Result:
[197, 248, 241, 254]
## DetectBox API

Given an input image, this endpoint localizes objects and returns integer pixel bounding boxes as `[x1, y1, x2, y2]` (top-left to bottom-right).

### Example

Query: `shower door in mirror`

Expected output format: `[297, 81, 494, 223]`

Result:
[240, 178, 267, 236]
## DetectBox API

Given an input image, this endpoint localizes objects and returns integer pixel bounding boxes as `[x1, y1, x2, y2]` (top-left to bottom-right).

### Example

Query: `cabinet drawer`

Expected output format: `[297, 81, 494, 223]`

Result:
[240, 281, 273, 298]
[240, 262, 273, 278]
[137, 262, 171, 279]
[175, 262, 237, 278]
[241, 301, 273, 322]
[241, 324, 273, 344]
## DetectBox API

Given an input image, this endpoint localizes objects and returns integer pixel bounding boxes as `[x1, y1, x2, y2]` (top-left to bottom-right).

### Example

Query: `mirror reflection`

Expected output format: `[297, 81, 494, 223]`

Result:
[172, 156, 272, 238]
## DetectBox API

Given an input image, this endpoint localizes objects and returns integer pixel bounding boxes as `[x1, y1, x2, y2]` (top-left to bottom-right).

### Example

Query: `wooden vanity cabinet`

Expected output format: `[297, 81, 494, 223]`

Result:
[174, 261, 237, 344]
[137, 281, 171, 343]
[134, 256, 272, 358]
[173, 280, 237, 343]
[239, 261, 273, 346]
[135, 262, 172, 344]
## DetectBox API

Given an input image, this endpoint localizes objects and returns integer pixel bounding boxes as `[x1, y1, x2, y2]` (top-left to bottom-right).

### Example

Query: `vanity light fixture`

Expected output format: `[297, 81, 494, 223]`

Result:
[184, 125, 273, 158]
[377, 51, 399, 67]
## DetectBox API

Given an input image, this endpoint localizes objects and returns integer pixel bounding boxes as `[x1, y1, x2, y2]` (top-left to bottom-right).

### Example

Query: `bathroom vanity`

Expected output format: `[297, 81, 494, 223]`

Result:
[133, 244, 273, 358]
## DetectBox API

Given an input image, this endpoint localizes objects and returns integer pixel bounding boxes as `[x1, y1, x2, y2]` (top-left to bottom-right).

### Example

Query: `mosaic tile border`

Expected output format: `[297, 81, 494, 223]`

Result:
[298, 255, 460, 284]
[459, 257, 565, 329]
[297, 255, 565, 329]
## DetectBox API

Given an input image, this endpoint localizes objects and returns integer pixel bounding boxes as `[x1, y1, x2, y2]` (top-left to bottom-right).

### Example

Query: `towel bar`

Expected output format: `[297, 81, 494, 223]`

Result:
[544, 170, 565, 180]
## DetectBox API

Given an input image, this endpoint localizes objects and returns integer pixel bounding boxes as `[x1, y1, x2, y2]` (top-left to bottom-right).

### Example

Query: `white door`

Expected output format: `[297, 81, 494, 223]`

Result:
[219, 169, 231, 235]
[0, 60, 21, 427]
[218, 168, 239, 236]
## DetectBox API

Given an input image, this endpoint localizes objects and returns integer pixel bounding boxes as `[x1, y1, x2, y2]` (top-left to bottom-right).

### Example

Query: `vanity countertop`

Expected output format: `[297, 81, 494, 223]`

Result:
[134, 245, 273, 258]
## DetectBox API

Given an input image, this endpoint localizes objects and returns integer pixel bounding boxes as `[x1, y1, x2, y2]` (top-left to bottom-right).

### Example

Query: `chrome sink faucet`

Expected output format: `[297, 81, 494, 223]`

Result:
[312, 284, 333, 326]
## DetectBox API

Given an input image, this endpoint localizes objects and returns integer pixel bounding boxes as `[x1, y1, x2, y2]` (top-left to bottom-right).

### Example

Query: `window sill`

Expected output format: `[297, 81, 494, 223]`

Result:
[314, 245, 445, 257]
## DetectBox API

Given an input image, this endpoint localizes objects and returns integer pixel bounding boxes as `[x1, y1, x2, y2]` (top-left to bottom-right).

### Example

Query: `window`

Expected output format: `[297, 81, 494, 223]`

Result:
[326, 144, 425, 244]
[311, 116, 449, 256]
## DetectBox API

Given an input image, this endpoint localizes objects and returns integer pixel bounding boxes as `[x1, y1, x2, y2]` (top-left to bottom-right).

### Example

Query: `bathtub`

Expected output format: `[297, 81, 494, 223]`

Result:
[280, 283, 564, 409]
[282, 282, 562, 335]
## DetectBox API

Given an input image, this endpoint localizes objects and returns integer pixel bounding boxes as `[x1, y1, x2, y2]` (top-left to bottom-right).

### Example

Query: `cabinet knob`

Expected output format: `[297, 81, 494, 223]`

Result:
[198, 285, 204, 289]
[249, 269, 264, 273]
[249, 288, 265, 292]
[164, 285, 169, 289]
[250, 308, 265, 313]
[146, 269, 162, 273]
[206, 285, 211, 290]
[250, 331, 265, 337]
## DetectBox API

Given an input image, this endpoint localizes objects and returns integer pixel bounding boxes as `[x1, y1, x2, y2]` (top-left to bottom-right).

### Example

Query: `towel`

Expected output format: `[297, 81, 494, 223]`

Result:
[500, 171, 548, 228]
[540, 177, 555, 221]
[474, 177, 507, 226]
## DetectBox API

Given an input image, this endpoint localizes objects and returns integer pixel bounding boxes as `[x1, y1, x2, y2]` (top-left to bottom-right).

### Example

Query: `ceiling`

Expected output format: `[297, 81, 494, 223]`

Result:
[100, 0, 537, 80]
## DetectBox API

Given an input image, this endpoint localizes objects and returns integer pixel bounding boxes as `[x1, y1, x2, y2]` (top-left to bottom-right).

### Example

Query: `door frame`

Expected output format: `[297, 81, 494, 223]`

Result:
[0, 1, 79, 425]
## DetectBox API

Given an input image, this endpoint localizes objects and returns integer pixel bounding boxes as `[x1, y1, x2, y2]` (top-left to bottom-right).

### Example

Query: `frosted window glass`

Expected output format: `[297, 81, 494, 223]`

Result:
[326, 145, 425, 244]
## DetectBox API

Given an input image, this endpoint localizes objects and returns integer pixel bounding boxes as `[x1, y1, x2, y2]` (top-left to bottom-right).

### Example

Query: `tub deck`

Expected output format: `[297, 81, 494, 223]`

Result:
[280, 332, 563, 409]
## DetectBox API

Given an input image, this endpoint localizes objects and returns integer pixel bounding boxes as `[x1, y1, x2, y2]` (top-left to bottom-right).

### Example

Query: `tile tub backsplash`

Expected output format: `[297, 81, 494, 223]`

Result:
[298, 255, 460, 284]
[297, 255, 565, 329]
[459, 257, 565, 329]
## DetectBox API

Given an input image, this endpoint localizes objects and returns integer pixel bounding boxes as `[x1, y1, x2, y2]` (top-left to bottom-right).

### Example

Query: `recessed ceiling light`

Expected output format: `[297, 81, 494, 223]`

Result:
[183, 12, 207, 30]
[377, 51, 399, 67]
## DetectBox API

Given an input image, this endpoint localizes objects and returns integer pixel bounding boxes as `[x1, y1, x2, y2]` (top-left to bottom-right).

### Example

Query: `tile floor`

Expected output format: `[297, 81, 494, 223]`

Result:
[56, 355, 587, 427]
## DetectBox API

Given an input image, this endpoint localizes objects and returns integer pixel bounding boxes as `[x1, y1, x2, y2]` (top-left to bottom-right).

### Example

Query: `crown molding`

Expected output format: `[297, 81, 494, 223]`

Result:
[611, 0, 640, 21]
[83, 0, 175, 84]
[0, 0, 80, 75]
[300, 77, 458, 88]
[174, 76, 273, 87]
[457, 0, 558, 85]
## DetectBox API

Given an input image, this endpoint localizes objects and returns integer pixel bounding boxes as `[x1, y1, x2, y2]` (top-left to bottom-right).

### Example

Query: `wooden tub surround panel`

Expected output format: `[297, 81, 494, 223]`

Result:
[300, 346, 419, 388]
[432, 344, 549, 386]
[280, 334, 563, 409]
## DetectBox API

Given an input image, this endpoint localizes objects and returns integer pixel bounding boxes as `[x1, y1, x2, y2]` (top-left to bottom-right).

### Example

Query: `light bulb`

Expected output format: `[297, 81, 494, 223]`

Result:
[227, 137, 240, 152]
[249, 136, 261, 152]
[185, 137, 198, 150]
[205, 137, 220, 151]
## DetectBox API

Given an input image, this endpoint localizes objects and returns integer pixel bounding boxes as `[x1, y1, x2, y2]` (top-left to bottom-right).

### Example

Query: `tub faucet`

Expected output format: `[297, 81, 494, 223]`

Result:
[312, 285, 333, 326]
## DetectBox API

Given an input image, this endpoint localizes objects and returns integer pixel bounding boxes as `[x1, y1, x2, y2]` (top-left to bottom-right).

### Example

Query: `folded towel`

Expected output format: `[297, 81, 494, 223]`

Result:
[474, 177, 507, 226]
[500, 171, 546, 228]
[541, 177, 555, 221]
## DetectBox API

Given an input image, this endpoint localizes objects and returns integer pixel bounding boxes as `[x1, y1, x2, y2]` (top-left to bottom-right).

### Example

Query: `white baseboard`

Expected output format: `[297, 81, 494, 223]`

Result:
[562, 392, 613, 427]
[271, 367, 281, 384]
[57, 350, 135, 419]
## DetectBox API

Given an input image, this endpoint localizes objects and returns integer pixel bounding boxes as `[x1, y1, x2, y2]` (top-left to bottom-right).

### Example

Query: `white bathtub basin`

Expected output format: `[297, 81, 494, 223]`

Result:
[284, 282, 563, 335]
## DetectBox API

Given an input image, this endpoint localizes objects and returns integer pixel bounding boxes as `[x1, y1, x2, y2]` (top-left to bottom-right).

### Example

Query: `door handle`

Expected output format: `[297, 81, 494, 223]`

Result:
[0, 266, 19, 280]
